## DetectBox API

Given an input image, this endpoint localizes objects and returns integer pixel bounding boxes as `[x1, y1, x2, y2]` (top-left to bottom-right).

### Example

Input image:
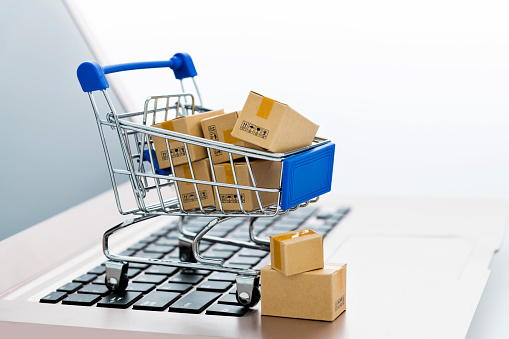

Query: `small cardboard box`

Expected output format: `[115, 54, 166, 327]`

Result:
[213, 160, 281, 211]
[200, 111, 261, 164]
[261, 263, 347, 322]
[152, 109, 224, 168]
[173, 158, 216, 211]
[231, 92, 319, 153]
[270, 229, 324, 276]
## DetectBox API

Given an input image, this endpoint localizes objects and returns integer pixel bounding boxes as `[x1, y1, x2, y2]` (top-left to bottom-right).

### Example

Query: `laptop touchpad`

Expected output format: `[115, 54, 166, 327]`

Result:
[327, 235, 474, 281]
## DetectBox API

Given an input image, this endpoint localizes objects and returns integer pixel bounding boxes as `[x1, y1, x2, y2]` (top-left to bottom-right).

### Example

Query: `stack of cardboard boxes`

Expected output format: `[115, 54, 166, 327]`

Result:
[151, 91, 319, 212]
[261, 229, 347, 322]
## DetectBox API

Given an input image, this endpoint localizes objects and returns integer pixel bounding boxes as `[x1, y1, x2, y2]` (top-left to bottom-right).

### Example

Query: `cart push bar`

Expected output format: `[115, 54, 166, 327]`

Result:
[76, 52, 335, 307]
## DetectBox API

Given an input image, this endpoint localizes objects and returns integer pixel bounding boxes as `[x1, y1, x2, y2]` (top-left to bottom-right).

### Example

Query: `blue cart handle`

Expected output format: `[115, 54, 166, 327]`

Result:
[77, 53, 197, 93]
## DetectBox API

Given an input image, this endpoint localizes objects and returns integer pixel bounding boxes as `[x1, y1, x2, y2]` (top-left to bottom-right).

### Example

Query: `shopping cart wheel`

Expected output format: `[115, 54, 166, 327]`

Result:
[235, 275, 261, 308]
[105, 261, 129, 292]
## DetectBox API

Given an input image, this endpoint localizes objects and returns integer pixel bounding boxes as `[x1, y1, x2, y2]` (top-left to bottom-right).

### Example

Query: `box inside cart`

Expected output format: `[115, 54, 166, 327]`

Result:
[231, 92, 319, 153]
[213, 160, 281, 211]
[200, 111, 261, 164]
[152, 109, 224, 168]
[173, 158, 216, 210]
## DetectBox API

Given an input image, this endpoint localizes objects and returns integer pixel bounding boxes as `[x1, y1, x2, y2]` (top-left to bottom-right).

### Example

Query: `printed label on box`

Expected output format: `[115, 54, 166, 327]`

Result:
[208, 125, 219, 141]
[335, 295, 345, 311]
[171, 146, 186, 158]
[182, 191, 208, 203]
[239, 120, 269, 139]
[220, 193, 246, 204]
[208, 125, 223, 156]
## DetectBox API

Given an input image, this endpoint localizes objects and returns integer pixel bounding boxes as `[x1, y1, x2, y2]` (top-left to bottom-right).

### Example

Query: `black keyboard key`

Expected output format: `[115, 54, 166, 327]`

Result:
[181, 268, 211, 276]
[217, 293, 241, 305]
[144, 244, 174, 254]
[62, 293, 101, 306]
[229, 256, 261, 266]
[88, 266, 106, 275]
[125, 282, 156, 293]
[228, 263, 253, 269]
[128, 242, 147, 251]
[206, 303, 248, 317]
[271, 224, 299, 232]
[197, 280, 232, 292]
[237, 249, 269, 257]
[155, 238, 179, 246]
[207, 229, 229, 237]
[168, 273, 204, 285]
[211, 244, 240, 252]
[165, 230, 180, 239]
[157, 282, 193, 293]
[78, 284, 110, 296]
[208, 272, 237, 282]
[137, 251, 165, 259]
[140, 235, 159, 243]
[229, 233, 250, 241]
[119, 249, 136, 256]
[133, 291, 181, 311]
[201, 250, 234, 260]
[129, 263, 150, 269]
[133, 274, 166, 285]
[167, 291, 221, 314]
[57, 282, 82, 293]
[97, 291, 143, 309]
[145, 266, 178, 276]
[40, 291, 67, 303]
[151, 228, 170, 237]
[73, 274, 97, 284]
[127, 268, 142, 279]
[316, 212, 333, 219]
[92, 276, 105, 285]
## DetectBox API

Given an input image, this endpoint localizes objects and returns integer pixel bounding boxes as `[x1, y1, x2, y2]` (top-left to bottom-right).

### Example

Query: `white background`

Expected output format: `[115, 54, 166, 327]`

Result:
[72, 0, 509, 199]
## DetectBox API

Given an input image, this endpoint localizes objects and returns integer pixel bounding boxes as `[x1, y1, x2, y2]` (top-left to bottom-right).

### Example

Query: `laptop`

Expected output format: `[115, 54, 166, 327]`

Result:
[1, 1, 508, 338]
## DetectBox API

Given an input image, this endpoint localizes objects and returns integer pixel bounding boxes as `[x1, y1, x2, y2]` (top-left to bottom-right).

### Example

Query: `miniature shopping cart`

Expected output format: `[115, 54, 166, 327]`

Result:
[77, 53, 335, 307]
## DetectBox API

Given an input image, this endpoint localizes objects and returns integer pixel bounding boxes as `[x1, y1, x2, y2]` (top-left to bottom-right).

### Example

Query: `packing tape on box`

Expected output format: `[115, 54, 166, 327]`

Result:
[183, 164, 192, 185]
[161, 120, 175, 131]
[223, 163, 235, 185]
[256, 97, 275, 120]
[272, 229, 315, 270]
[223, 129, 240, 144]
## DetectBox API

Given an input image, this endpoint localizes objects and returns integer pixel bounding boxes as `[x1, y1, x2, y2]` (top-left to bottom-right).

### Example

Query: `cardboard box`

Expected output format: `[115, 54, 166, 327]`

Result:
[270, 229, 324, 276]
[152, 109, 224, 168]
[231, 92, 319, 153]
[261, 263, 347, 322]
[200, 111, 261, 164]
[173, 158, 216, 211]
[212, 160, 281, 211]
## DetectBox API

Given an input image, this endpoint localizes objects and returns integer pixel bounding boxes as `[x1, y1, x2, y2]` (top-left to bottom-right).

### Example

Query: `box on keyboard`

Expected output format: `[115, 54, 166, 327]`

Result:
[261, 263, 347, 321]
[269, 228, 324, 276]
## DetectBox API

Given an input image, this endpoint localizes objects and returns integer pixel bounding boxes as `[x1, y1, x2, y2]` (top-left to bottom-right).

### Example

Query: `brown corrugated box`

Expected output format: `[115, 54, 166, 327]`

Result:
[173, 158, 216, 211]
[200, 111, 261, 164]
[269, 228, 324, 276]
[231, 92, 319, 153]
[261, 263, 347, 322]
[152, 109, 224, 168]
[212, 160, 281, 211]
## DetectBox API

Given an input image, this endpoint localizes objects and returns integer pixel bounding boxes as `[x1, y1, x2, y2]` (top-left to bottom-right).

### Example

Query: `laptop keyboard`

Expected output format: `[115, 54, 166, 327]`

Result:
[40, 207, 349, 316]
